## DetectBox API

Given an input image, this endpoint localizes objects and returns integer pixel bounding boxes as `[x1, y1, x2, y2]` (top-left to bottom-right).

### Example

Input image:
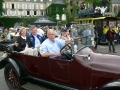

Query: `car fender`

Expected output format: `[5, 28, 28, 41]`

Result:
[8, 58, 21, 77]
[0, 57, 28, 77]
[98, 80, 120, 90]
[8, 57, 29, 77]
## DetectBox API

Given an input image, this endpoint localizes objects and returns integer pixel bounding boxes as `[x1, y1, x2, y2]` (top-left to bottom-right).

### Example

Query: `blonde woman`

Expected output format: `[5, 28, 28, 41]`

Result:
[15, 27, 38, 56]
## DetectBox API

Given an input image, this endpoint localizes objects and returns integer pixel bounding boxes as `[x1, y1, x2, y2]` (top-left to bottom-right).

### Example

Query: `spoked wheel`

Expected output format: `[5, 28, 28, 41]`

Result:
[4, 64, 21, 90]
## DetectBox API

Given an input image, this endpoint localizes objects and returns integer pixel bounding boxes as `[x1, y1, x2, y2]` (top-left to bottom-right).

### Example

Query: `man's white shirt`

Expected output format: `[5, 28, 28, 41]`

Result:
[37, 28, 44, 36]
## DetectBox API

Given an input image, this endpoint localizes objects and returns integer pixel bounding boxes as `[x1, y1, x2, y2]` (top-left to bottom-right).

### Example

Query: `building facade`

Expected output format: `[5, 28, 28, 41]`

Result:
[111, 0, 120, 15]
[66, 0, 84, 14]
[3, 0, 59, 17]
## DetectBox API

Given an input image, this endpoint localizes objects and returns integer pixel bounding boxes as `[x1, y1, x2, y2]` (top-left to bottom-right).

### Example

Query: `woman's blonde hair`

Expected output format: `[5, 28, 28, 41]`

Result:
[19, 27, 28, 36]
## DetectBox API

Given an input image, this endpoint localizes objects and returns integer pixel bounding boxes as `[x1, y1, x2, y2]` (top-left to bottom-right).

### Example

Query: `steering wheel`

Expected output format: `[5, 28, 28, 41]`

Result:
[60, 43, 72, 59]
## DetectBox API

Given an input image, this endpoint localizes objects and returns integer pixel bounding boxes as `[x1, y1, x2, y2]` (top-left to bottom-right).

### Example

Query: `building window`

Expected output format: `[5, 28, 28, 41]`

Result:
[19, 4, 22, 9]
[34, 4, 36, 9]
[26, 0, 30, 1]
[76, 2, 79, 6]
[4, 10, 7, 15]
[27, 11, 30, 15]
[40, 10, 44, 16]
[49, 0, 52, 2]
[34, 11, 37, 15]
[5, 3, 7, 8]
[40, 5, 43, 9]
[70, 1, 73, 6]
[11, 11, 15, 16]
[70, 9, 73, 13]
[12, 4, 14, 9]
[27, 4, 30, 9]
[118, 5, 120, 11]
[114, 5, 117, 14]
[40, 0, 43, 2]
[19, 11, 23, 16]
[34, 0, 36, 2]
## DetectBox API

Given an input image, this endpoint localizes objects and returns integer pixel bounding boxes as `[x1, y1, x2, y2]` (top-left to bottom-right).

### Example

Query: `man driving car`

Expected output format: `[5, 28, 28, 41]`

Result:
[39, 29, 71, 60]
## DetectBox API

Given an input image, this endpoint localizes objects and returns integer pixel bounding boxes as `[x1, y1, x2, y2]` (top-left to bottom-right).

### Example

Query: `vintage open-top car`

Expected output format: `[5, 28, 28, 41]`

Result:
[0, 25, 120, 90]
[0, 39, 120, 90]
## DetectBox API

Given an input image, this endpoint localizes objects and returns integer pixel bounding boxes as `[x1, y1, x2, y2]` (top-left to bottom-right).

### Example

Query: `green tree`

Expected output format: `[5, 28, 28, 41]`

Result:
[117, 9, 120, 17]
[71, 1, 79, 20]
[64, 0, 79, 26]
[0, 0, 4, 16]
[84, 0, 94, 8]
[93, 0, 102, 8]
[93, 0, 111, 10]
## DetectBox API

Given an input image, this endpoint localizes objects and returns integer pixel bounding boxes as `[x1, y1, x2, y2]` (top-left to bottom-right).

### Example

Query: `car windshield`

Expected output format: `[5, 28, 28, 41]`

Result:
[70, 24, 95, 54]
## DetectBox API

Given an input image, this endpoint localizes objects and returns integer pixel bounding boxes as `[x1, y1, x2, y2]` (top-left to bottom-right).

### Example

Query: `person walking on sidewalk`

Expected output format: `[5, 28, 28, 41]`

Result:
[94, 27, 99, 49]
[106, 26, 116, 53]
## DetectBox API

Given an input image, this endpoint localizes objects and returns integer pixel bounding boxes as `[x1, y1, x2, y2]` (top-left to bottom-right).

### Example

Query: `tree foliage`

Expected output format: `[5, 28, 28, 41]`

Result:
[0, 0, 4, 16]
[64, 0, 79, 26]
[93, 0, 102, 8]
[117, 9, 120, 17]
[93, 0, 111, 8]
[45, 3, 66, 22]
[0, 17, 38, 28]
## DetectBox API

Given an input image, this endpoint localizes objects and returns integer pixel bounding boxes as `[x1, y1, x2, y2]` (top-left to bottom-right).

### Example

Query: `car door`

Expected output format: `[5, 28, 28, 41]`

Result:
[23, 55, 40, 76]
[49, 58, 70, 82]
[70, 47, 94, 89]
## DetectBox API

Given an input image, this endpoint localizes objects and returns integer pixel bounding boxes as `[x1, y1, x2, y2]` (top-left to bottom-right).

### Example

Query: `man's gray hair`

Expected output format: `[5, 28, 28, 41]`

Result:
[47, 29, 54, 33]
[30, 26, 37, 30]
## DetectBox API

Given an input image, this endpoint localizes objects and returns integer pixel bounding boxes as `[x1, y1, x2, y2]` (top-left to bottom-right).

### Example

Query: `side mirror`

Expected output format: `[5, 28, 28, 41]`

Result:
[73, 54, 90, 60]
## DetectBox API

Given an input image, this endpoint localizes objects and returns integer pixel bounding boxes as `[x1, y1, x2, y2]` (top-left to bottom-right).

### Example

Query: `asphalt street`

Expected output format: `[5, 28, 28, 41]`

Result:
[0, 44, 120, 90]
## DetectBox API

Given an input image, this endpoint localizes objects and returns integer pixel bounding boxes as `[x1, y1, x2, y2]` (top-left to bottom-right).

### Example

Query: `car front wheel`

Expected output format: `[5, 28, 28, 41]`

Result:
[4, 63, 21, 90]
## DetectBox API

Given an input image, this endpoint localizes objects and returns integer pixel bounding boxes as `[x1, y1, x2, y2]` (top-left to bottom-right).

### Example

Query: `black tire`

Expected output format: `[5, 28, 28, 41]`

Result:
[4, 63, 22, 90]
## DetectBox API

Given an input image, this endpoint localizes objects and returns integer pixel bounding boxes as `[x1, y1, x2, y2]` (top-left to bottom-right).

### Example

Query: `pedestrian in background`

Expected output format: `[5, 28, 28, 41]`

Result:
[106, 26, 116, 53]
[94, 27, 99, 49]
[1, 28, 12, 41]
[37, 25, 44, 36]
[82, 26, 92, 45]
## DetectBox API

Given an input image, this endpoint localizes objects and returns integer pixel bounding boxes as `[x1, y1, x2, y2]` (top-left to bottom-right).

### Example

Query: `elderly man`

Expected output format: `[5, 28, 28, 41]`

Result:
[39, 29, 71, 60]
[28, 26, 45, 48]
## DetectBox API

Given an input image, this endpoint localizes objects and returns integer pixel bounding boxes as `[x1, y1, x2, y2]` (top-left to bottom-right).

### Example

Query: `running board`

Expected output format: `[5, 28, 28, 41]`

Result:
[21, 83, 47, 90]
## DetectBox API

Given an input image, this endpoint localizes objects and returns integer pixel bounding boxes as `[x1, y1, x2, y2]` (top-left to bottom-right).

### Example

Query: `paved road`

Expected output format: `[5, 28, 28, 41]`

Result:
[0, 44, 120, 90]
[0, 52, 10, 90]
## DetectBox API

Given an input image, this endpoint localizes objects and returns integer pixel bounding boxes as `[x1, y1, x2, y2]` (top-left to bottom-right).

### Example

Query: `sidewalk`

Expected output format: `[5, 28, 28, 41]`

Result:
[97, 44, 120, 55]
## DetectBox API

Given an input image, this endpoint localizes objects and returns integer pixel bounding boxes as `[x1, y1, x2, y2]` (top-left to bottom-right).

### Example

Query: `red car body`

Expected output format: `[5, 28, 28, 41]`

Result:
[0, 44, 120, 90]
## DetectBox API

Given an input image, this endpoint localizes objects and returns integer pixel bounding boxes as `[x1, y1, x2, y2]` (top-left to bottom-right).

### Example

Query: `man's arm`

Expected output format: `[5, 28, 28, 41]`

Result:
[40, 43, 61, 57]
[41, 52, 61, 57]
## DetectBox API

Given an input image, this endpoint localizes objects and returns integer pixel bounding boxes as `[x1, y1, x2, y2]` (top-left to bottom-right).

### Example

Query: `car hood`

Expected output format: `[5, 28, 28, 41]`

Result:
[92, 53, 120, 74]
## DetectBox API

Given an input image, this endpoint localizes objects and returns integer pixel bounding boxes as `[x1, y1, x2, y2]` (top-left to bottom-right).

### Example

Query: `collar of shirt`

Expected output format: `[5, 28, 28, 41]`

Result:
[33, 35, 41, 48]
[48, 38, 55, 43]
[21, 36, 26, 40]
